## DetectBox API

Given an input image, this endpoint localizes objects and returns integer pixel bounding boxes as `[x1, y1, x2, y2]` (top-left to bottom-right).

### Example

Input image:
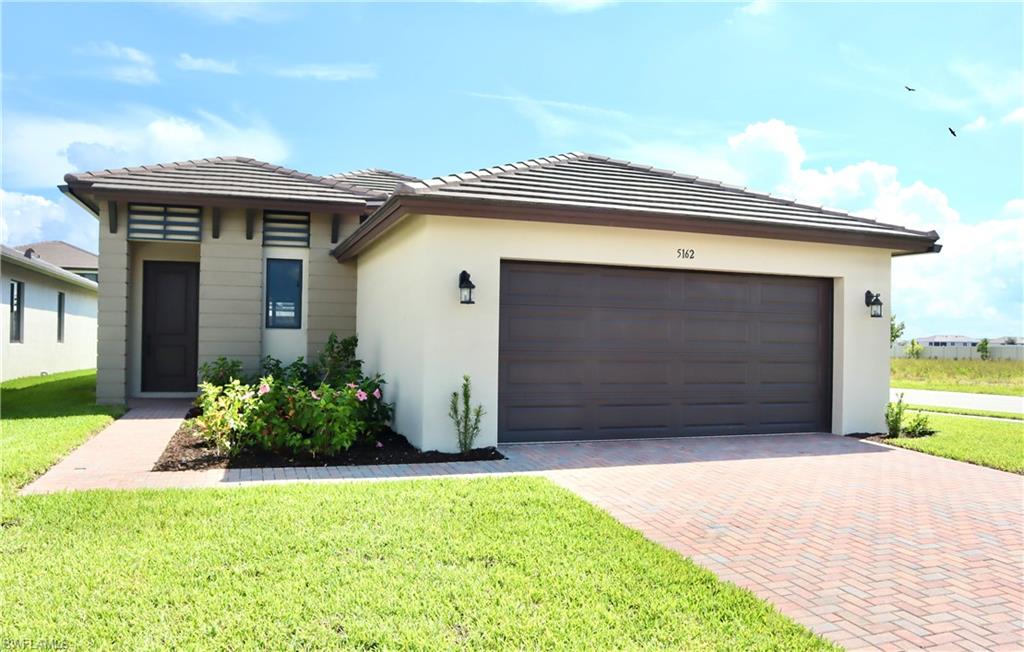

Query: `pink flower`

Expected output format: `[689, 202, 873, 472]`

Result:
[310, 390, 320, 400]
[372, 387, 382, 400]
[241, 391, 254, 401]
[346, 382, 357, 389]
[375, 441, 384, 449]
[257, 383, 271, 396]
[356, 389, 368, 401]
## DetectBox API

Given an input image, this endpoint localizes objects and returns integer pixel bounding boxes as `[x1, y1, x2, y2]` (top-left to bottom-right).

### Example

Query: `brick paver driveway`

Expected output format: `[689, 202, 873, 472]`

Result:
[538, 435, 1023, 650]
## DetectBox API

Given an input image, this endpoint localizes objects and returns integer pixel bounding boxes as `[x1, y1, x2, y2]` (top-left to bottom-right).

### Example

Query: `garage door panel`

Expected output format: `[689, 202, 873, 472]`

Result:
[503, 310, 589, 344]
[596, 270, 676, 306]
[499, 261, 832, 442]
[685, 317, 751, 344]
[595, 360, 673, 386]
[596, 312, 677, 344]
[503, 358, 588, 389]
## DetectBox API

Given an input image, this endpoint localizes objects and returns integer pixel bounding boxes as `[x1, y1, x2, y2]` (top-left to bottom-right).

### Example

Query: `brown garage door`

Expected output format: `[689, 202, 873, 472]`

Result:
[498, 261, 833, 442]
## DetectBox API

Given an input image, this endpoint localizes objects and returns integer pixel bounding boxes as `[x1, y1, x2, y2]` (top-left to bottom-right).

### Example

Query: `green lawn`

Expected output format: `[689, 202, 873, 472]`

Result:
[0, 370, 124, 498]
[886, 412, 1024, 473]
[907, 404, 1024, 421]
[1, 478, 833, 651]
[0, 374, 831, 650]
[891, 358, 1024, 396]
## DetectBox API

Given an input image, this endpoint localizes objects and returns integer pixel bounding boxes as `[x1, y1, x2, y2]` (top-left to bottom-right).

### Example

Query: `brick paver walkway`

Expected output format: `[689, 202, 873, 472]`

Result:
[22, 404, 1024, 650]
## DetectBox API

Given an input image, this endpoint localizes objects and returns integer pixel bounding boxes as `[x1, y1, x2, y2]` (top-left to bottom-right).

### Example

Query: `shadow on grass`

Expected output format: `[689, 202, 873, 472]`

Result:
[1, 373, 124, 421]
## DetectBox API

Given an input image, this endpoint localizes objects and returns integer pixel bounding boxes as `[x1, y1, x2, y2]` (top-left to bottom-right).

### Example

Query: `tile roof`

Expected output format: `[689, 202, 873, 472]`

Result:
[327, 169, 421, 195]
[395, 152, 939, 243]
[14, 240, 98, 270]
[65, 156, 383, 208]
[1, 244, 98, 292]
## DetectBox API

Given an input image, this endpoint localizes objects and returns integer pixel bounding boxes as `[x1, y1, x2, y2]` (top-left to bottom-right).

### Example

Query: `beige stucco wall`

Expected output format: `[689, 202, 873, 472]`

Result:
[198, 209, 262, 378]
[356, 214, 893, 452]
[96, 201, 128, 404]
[95, 204, 358, 403]
[1, 263, 97, 381]
[307, 213, 359, 361]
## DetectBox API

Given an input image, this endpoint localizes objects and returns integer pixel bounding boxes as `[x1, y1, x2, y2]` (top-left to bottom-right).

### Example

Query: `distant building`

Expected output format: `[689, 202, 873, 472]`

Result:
[916, 335, 980, 348]
[990, 336, 1022, 346]
[2, 244, 97, 381]
[15, 240, 99, 282]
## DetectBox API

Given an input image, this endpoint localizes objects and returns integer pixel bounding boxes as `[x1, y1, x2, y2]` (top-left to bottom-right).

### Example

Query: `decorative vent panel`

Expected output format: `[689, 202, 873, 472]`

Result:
[127, 204, 202, 241]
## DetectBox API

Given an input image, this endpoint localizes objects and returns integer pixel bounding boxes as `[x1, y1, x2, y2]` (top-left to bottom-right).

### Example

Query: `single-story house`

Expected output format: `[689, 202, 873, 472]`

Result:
[916, 335, 980, 348]
[16, 240, 99, 282]
[2, 243, 98, 381]
[61, 152, 940, 451]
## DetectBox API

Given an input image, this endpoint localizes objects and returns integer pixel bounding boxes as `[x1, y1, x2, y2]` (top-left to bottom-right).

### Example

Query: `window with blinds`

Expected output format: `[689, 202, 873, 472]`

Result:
[127, 204, 202, 241]
[262, 211, 310, 247]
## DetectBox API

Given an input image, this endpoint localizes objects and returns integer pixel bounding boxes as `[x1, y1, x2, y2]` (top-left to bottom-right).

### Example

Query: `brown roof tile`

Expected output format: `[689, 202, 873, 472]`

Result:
[14, 240, 98, 270]
[65, 156, 383, 208]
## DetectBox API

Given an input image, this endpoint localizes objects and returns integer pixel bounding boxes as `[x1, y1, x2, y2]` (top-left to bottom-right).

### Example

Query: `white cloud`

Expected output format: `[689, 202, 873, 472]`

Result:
[176, 53, 238, 74]
[536, 0, 615, 12]
[78, 41, 158, 85]
[963, 115, 989, 131]
[2, 109, 289, 189]
[0, 190, 97, 252]
[610, 119, 1021, 336]
[739, 0, 775, 16]
[949, 60, 1024, 108]
[274, 64, 377, 82]
[1003, 198, 1024, 217]
[1002, 107, 1024, 125]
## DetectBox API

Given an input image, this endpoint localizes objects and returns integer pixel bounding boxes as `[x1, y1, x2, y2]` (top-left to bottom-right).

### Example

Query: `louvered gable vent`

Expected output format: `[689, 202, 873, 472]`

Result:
[127, 204, 202, 242]
[263, 210, 310, 247]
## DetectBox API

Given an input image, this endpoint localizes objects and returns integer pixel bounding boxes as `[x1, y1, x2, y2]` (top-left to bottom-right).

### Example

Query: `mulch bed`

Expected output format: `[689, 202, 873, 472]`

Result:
[153, 420, 505, 472]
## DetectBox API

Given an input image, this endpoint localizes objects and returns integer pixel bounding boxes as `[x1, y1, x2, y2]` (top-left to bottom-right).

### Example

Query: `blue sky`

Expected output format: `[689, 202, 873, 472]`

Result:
[2, 1, 1021, 338]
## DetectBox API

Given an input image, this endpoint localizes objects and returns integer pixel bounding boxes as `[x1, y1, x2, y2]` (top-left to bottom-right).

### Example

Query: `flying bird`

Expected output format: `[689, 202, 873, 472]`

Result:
[948, 127, 957, 137]
[905, 85, 916, 91]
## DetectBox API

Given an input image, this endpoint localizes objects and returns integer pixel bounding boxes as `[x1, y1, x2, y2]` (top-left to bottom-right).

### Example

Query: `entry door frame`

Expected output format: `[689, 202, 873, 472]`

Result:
[141, 260, 200, 392]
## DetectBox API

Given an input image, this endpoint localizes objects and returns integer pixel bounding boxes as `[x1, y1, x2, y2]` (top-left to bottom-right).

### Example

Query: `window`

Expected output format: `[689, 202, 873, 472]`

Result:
[78, 272, 98, 282]
[9, 280, 24, 343]
[265, 259, 302, 329]
[57, 292, 66, 343]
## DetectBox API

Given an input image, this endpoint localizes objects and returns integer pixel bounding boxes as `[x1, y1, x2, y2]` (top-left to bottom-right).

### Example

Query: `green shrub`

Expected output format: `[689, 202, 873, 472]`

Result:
[318, 333, 363, 386]
[199, 357, 245, 387]
[978, 338, 990, 361]
[902, 412, 935, 438]
[195, 333, 396, 457]
[449, 375, 484, 453]
[884, 393, 934, 438]
[195, 376, 386, 458]
[907, 339, 924, 359]
[885, 393, 907, 438]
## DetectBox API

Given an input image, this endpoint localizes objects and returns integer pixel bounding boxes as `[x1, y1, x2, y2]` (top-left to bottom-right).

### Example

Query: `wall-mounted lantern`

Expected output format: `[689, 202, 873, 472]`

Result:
[459, 271, 476, 304]
[864, 291, 883, 318]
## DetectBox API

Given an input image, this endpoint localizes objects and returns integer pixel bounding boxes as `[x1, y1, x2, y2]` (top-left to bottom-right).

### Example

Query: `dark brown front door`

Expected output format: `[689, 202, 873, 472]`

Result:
[498, 261, 833, 443]
[142, 261, 199, 392]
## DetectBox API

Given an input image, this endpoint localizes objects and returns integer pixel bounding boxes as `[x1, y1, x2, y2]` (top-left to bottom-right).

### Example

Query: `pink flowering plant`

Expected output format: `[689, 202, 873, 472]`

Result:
[193, 333, 395, 457]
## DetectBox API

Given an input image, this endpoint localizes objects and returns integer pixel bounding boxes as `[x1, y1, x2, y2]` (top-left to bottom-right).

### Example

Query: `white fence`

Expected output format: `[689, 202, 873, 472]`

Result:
[891, 343, 1024, 361]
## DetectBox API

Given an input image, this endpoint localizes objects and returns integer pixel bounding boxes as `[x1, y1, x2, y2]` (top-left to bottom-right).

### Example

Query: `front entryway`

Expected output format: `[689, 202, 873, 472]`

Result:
[498, 261, 833, 442]
[142, 261, 199, 392]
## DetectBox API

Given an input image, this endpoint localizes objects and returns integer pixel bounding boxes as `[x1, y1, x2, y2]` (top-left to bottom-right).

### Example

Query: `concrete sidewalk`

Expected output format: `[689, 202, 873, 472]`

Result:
[890, 387, 1024, 414]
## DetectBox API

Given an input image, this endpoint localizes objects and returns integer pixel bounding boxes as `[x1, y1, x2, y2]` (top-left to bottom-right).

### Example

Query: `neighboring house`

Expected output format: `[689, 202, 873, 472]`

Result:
[15, 240, 99, 282]
[1, 244, 98, 381]
[990, 336, 1021, 346]
[916, 335, 980, 348]
[61, 153, 940, 450]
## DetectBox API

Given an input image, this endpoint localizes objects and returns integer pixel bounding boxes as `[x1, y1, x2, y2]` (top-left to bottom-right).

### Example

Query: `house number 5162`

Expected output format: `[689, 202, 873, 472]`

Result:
[676, 248, 696, 260]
